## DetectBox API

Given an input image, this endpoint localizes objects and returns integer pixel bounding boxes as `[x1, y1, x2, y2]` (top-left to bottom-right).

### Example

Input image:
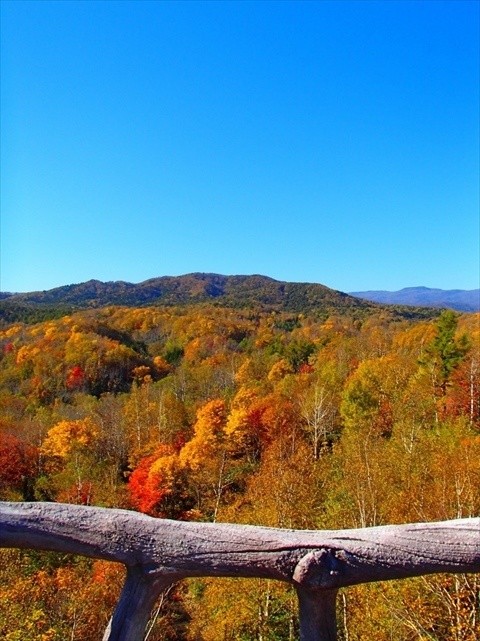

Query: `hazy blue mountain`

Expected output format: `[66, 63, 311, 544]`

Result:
[349, 287, 480, 312]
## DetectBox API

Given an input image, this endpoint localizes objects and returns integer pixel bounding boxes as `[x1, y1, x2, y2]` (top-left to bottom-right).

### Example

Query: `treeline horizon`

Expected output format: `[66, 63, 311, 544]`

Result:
[0, 272, 442, 326]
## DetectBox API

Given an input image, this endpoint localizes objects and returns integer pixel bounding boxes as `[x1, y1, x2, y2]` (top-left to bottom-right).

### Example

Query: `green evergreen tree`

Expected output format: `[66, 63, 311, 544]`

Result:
[427, 310, 470, 396]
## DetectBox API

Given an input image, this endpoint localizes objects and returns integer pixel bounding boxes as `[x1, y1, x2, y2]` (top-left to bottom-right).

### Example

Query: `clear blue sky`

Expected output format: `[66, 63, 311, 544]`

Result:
[1, 0, 479, 293]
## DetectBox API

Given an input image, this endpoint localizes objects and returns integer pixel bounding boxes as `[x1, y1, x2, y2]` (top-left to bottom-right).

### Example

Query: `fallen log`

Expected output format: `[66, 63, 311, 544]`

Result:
[1, 502, 479, 641]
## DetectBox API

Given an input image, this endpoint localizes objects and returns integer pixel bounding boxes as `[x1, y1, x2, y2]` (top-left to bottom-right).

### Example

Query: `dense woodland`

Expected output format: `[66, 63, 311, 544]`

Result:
[0, 300, 479, 640]
[0, 273, 440, 324]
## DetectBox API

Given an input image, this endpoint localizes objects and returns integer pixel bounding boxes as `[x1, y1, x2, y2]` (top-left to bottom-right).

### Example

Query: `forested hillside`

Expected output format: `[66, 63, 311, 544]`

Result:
[0, 273, 439, 324]
[0, 303, 479, 640]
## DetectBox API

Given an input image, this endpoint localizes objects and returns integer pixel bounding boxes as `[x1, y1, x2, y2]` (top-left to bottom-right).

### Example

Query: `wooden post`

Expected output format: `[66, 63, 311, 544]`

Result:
[1, 501, 479, 641]
[296, 587, 338, 641]
[102, 568, 175, 641]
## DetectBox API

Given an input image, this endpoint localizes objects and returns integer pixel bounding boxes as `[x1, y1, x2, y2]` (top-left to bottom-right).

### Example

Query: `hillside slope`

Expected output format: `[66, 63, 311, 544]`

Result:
[0, 273, 439, 324]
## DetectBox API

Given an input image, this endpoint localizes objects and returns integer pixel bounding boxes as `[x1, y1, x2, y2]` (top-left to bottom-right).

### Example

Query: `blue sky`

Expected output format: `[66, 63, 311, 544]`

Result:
[1, 0, 479, 293]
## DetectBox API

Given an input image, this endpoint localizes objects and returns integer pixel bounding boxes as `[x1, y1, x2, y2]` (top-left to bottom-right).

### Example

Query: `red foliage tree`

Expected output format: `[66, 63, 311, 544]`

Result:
[128, 451, 165, 515]
[128, 444, 194, 518]
[0, 433, 38, 499]
[66, 365, 86, 390]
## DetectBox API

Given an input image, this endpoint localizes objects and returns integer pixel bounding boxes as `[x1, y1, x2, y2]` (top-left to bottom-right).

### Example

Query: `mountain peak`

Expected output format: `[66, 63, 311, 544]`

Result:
[0, 273, 379, 324]
[2, 274, 472, 325]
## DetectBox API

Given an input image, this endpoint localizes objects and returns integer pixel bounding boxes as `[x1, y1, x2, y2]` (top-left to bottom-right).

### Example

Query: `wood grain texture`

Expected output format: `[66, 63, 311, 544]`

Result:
[1, 502, 479, 641]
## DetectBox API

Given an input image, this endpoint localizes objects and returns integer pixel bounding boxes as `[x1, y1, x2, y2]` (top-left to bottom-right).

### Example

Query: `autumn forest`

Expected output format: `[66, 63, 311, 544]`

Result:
[0, 297, 479, 640]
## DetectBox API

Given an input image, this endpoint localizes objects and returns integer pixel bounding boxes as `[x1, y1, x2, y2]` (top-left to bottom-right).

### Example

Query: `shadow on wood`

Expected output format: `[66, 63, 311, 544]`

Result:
[1, 502, 479, 641]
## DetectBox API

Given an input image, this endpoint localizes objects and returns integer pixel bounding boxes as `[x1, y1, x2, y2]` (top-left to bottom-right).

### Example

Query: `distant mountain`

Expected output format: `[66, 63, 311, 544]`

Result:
[349, 287, 480, 312]
[1, 273, 363, 312]
[0, 273, 440, 324]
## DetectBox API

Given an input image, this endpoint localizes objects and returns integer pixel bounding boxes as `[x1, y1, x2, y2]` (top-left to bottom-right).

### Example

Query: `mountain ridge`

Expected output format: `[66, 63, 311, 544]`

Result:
[1, 274, 471, 325]
[0, 272, 438, 324]
[349, 286, 480, 312]
[0, 273, 359, 310]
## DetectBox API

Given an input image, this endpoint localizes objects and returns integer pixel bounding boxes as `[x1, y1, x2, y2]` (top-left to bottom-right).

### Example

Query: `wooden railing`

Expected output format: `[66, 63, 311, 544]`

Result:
[1, 502, 479, 641]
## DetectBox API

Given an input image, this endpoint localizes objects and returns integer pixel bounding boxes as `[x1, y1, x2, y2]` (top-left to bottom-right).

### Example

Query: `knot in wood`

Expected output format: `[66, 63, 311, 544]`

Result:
[292, 549, 342, 589]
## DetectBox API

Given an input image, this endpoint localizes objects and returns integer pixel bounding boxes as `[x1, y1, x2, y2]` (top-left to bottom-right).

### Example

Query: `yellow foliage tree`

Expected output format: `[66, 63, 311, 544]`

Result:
[179, 399, 227, 470]
[41, 418, 99, 459]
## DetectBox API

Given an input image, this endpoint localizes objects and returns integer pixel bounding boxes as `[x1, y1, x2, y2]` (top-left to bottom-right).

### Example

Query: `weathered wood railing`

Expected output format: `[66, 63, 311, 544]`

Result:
[1, 502, 479, 641]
